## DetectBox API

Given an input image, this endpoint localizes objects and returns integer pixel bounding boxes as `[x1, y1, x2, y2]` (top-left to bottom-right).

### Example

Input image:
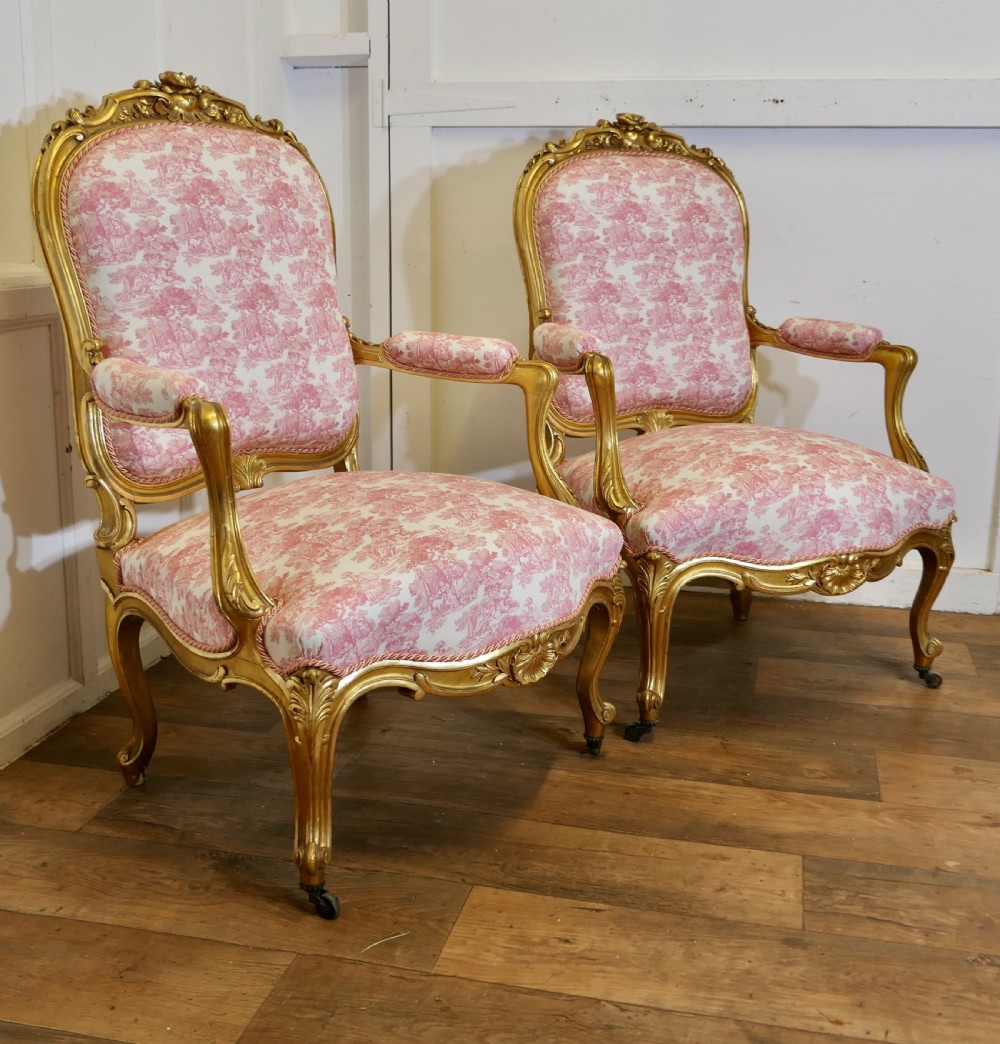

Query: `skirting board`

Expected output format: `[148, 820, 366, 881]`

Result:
[0, 628, 169, 769]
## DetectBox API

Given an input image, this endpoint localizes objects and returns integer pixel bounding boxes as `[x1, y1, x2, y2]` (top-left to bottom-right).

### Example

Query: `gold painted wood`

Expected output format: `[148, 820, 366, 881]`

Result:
[513, 113, 956, 732]
[4, 593, 999, 1041]
[748, 310, 929, 470]
[31, 72, 628, 916]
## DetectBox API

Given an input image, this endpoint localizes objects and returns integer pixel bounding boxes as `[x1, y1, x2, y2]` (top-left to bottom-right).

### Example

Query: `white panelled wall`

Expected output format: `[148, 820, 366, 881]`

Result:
[1, 0, 997, 764]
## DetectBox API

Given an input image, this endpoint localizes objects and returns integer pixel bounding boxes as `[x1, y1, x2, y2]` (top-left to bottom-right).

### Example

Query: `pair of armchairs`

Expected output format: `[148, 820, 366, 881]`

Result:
[32, 76, 955, 919]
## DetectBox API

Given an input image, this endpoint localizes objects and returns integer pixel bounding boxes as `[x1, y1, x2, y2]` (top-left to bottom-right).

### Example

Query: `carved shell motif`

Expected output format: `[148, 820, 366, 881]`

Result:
[232, 454, 267, 491]
[788, 555, 877, 596]
[473, 628, 572, 686]
[509, 639, 561, 685]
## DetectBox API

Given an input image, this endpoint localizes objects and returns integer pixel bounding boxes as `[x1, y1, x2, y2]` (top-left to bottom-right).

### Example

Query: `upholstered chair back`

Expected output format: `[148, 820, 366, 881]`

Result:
[531, 149, 754, 425]
[61, 120, 359, 485]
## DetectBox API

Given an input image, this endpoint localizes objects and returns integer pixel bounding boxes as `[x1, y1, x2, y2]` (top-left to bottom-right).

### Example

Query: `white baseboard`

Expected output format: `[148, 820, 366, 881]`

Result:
[0, 629, 170, 769]
[804, 563, 998, 614]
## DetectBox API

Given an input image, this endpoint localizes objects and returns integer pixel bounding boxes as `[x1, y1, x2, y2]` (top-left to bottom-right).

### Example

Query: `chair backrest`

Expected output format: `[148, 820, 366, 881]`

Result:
[514, 114, 757, 432]
[34, 72, 359, 496]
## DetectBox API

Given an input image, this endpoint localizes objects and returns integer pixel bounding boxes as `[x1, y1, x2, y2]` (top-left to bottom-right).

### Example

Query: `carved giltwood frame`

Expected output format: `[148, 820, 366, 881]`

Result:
[513, 114, 955, 736]
[33, 73, 627, 918]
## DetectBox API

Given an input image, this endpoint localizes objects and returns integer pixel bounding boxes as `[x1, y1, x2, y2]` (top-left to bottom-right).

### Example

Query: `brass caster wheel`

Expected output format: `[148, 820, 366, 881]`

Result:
[301, 883, 341, 920]
[623, 720, 657, 743]
[914, 664, 942, 689]
[585, 734, 604, 756]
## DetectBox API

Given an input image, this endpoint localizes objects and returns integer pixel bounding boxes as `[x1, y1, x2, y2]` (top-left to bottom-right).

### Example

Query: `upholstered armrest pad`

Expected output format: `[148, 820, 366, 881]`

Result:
[533, 322, 600, 371]
[778, 317, 884, 358]
[91, 357, 210, 421]
[383, 331, 520, 379]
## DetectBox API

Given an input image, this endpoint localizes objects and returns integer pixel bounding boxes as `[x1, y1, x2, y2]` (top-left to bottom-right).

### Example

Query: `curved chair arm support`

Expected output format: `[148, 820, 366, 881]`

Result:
[350, 327, 579, 507]
[91, 356, 211, 423]
[581, 352, 639, 522]
[867, 342, 928, 471]
[182, 396, 276, 634]
[748, 310, 928, 471]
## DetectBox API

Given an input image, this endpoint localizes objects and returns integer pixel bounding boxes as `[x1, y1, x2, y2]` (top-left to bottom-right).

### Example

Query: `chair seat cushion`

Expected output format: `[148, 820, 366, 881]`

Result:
[116, 471, 622, 676]
[559, 424, 955, 564]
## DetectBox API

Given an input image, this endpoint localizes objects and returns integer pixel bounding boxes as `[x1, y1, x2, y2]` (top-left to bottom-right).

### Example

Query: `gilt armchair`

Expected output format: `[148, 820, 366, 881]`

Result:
[32, 73, 626, 918]
[513, 114, 956, 741]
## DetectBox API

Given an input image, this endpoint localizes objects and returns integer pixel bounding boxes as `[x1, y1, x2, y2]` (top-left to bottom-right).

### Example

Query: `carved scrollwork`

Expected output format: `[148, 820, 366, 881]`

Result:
[40, 71, 300, 156]
[787, 554, 879, 596]
[232, 454, 267, 491]
[629, 552, 678, 612]
[222, 552, 270, 617]
[285, 667, 342, 734]
[85, 473, 137, 549]
[81, 338, 105, 367]
[542, 423, 567, 467]
[472, 625, 574, 687]
[295, 839, 332, 876]
[634, 409, 675, 433]
[115, 71, 254, 128]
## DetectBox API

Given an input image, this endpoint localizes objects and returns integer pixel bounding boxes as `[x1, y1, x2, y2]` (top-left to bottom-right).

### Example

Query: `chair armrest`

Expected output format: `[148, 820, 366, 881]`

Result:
[533, 322, 600, 370]
[350, 324, 635, 518]
[748, 309, 928, 471]
[92, 357, 210, 421]
[183, 397, 275, 631]
[775, 316, 884, 359]
[382, 331, 520, 380]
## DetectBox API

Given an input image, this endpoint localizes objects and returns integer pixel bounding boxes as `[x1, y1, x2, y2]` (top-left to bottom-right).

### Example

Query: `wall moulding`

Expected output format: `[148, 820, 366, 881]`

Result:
[373, 77, 1000, 128]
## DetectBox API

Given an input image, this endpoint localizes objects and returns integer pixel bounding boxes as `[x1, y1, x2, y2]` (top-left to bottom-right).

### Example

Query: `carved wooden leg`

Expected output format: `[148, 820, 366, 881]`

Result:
[909, 532, 955, 688]
[107, 608, 157, 787]
[624, 552, 681, 742]
[575, 576, 626, 755]
[729, 583, 753, 622]
[279, 668, 354, 919]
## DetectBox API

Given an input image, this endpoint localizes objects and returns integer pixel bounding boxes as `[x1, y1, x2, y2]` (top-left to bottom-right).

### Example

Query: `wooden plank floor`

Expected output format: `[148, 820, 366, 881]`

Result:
[1, 590, 998, 1043]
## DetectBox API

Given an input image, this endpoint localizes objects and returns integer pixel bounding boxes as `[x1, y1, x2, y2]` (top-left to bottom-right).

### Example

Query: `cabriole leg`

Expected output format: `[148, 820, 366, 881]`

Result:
[624, 553, 681, 742]
[575, 578, 626, 755]
[729, 584, 753, 622]
[107, 608, 157, 786]
[910, 536, 954, 689]
[280, 668, 354, 919]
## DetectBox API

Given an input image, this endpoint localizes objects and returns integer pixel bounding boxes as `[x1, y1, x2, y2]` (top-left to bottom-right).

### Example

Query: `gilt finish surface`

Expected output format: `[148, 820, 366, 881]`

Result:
[31, 73, 627, 915]
[4, 594, 1000, 1042]
[513, 113, 956, 730]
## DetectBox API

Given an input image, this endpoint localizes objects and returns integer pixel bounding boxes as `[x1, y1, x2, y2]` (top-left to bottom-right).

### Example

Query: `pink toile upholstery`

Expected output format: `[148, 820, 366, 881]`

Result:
[533, 322, 600, 371]
[63, 121, 359, 483]
[383, 331, 520, 379]
[91, 357, 210, 421]
[35, 75, 629, 919]
[533, 151, 754, 423]
[514, 115, 957, 741]
[779, 317, 884, 358]
[117, 470, 622, 675]
[560, 424, 955, 564]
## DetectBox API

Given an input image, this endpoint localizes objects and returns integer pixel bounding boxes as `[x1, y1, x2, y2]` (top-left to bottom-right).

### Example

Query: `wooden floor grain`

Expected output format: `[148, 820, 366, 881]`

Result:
[1, 590, 998, 1043]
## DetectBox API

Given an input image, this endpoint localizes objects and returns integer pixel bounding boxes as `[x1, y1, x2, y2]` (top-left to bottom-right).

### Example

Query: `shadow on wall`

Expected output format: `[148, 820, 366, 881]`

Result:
[391, 126, 823, 486]
[0, 93, 104, 731]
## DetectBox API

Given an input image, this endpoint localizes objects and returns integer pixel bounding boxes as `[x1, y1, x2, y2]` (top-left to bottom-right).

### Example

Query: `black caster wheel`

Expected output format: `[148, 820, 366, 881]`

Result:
[623, 721, 656, 743]
[301, 883, 341, 920]
[914, 665, 942, 689]
[585, 734, 604, 756]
